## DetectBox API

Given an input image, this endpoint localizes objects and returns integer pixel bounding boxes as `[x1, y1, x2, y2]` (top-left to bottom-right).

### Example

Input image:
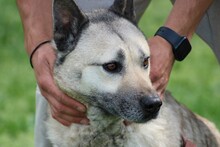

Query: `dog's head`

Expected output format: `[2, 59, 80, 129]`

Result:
[53, 0, 162, 123]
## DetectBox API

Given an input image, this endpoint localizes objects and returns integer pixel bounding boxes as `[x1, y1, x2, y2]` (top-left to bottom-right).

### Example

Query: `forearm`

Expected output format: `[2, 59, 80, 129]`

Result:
[165, 0, 213, 39]
[16, 0, 53, 55]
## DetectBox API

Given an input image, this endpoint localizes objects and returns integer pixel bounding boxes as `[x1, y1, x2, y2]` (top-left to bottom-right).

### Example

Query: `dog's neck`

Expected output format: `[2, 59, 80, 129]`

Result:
[72, 93, 126, 131]
[87, 105, 126, 132]
[73, 105, 129, 146]
[58, 90, 130, 145]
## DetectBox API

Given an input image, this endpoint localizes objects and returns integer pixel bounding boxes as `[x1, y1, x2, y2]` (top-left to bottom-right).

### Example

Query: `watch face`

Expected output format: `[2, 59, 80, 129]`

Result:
[173, 37, 192, 61]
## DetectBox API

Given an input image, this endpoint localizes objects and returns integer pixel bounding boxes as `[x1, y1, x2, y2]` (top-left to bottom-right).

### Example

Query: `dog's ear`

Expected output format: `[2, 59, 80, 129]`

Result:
[53, 0, 88, 52]
[110, 0, 136, 23]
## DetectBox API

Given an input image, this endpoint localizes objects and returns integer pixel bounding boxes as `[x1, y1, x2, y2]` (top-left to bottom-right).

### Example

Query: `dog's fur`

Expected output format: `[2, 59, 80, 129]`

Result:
[46, 0, 220, 146]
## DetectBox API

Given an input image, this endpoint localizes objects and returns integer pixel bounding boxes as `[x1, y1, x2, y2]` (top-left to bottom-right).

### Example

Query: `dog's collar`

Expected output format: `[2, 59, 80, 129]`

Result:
[181, 135, 196, 147]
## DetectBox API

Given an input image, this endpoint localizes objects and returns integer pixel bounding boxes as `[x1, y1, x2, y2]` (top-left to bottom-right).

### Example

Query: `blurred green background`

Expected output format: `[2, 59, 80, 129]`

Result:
[0, 0, 219, 146]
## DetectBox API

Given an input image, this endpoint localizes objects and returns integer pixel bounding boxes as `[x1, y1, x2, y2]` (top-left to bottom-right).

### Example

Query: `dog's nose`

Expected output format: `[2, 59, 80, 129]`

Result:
[140, 94, 162, 114]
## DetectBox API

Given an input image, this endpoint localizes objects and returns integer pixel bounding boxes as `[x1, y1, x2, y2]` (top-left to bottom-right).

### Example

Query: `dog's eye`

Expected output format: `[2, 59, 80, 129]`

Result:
[102, 62, 122, 73]
[143, 57, 150, 69]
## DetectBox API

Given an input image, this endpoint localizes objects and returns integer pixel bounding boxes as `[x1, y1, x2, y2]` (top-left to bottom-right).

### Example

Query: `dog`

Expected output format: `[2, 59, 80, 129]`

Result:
[46, 0, 220, 146]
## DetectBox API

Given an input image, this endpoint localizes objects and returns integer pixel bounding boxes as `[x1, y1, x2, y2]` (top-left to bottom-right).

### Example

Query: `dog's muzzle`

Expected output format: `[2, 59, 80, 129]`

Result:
[140, 94, 162, 121]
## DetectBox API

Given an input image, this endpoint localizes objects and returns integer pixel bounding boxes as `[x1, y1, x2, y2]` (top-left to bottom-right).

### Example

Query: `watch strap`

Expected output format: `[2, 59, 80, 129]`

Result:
[155, 26, 191, 61]
[155, 26, 183, 49]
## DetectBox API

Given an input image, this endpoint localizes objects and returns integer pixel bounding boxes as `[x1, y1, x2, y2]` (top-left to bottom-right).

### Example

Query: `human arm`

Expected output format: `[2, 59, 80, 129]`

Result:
[149, 0, 213, 97]
[16, 0, 89, 126]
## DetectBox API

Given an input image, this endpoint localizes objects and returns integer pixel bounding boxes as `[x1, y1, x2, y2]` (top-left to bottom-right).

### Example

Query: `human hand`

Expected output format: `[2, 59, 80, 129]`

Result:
[31, 43, 89, 126]
[148, 36, 175, 98]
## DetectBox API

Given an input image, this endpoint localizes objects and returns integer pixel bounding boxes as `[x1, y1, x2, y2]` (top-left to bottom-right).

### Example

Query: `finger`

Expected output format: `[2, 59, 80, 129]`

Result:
[38, 67, 87, 113]
[47, 94, 87, 118]
[149, 65, 159, 83]
[152, 77, 167, 98]
[32, 46, 88, 124]
[37, 67, 87, 114]
[52, 116, 72, 126]
[51, 106, 89, 125]
[152, 78, 162, 91]
[56, 93, 87, 113]
[156, 81, 167, 100]
[55, 117, 89, 126]
[158, 88, 165, 100]
[49, 102, 89, 125]
[46, 86, 87, 113]
[149, 64, 164, 84]
[33, 47, 87, 113]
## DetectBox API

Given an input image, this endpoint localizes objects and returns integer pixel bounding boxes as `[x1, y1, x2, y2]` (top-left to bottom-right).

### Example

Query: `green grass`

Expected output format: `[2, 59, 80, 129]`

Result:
[0, 0, 36, 146]
[0, 0, 219, 146]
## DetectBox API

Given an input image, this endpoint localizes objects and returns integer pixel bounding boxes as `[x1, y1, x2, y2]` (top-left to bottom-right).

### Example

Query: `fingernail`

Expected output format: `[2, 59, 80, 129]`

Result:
[77, 107, 86, 113]
[80, 119, 89, 125]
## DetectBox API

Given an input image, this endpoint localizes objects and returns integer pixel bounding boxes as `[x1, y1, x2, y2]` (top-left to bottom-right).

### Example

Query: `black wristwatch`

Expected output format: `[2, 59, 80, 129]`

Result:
[155, 26, 191, 61]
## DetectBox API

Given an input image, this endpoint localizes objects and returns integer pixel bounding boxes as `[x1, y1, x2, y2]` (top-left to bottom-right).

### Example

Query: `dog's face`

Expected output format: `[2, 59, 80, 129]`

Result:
[53, 0, 162, 123]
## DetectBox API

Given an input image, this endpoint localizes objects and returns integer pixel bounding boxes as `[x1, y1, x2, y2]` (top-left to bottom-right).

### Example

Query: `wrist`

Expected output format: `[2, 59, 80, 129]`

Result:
[30, 40, 51, 68]
[31, 42, 55, 69]
[24, 27, 52, 56]
[164, 24, 193, 40]
[155, 26, 191, 61]
[153, 35, 173, 53]
[148, 36, 175, 65]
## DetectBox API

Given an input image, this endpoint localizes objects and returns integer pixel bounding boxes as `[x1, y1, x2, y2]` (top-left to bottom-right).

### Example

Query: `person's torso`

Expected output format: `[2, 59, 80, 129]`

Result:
[75, 0, 150, 21]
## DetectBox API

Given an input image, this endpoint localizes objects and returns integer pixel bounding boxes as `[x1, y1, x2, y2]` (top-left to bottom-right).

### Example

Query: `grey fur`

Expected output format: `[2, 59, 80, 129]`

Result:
[48, 0, 220, 146]
[53, 0, 88, 64]
[163, 92, 219, 146]
[110, 0, 136, 23]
